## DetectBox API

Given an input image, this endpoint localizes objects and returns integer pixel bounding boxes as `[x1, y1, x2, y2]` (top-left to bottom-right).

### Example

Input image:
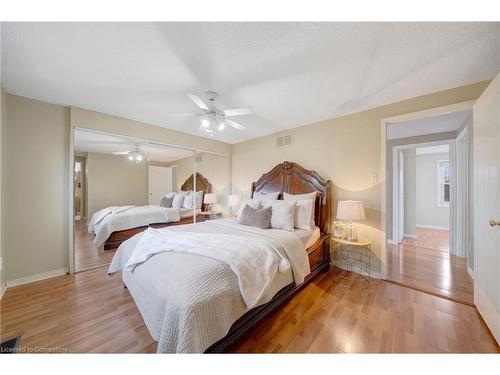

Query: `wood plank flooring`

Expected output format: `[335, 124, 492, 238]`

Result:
[402, 228, 450, 252]
[1, 266, 496, 353]
[74, 219, 115, 271]
[388, 229, 473, 305]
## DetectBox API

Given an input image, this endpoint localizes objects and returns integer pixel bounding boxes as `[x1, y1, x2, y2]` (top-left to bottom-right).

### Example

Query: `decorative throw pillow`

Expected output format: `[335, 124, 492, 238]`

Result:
[237, 198, 261, 220]
[293, 199, 314, 230]
[182, 192, 194, 209]
[238, 205, 272, 229]
[160, 196, 174, 208]
[193, 191, 203, 209]
[253, 191, 280, 200]
[283, 191, 317, 227]
[261, 200, 296, 231]
[172, 193, 186, 209]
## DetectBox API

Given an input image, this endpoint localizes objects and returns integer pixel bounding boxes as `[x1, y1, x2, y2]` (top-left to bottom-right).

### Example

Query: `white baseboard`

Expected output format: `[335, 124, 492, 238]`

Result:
[333, 261, 381, 279]
[474, 284, 500, 344]
[467, 266, 474, 280]
[6, 268, 69, 288]
[416, 224, 449, 231]
[404, 233, 417, 239]
[387, 238, 397, 245]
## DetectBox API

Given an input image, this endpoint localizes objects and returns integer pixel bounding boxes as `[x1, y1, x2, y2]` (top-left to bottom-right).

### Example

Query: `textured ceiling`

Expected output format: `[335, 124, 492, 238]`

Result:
[2, 22, 500, 143]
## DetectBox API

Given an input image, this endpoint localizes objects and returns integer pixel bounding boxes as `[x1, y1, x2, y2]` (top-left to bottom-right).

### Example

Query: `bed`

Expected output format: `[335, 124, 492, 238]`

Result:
[108, 161, 332, 353]
[89, 173, 212, 250]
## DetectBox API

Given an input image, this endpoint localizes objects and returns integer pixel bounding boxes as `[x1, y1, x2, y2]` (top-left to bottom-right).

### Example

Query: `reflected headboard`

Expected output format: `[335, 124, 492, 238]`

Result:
[181, 172, 212, 194]
[251, 161, 332, 234]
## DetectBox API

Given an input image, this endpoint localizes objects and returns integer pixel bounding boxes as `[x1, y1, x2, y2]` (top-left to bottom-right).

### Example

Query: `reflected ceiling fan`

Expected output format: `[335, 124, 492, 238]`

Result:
[179, 91, 252, 136]
[113, 143, 146, 163]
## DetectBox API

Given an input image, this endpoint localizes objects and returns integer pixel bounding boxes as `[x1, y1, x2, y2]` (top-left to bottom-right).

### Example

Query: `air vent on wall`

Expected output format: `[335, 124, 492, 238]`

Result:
[276, 134, 292, 148]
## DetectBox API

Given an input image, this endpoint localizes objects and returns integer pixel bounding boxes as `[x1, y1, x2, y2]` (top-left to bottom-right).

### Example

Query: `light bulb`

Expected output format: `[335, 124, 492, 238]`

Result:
[128, 155, 134, 161]
[218, 122, 225, 131]
[136, 154, 143, 162]
[201, 119, 209, 128]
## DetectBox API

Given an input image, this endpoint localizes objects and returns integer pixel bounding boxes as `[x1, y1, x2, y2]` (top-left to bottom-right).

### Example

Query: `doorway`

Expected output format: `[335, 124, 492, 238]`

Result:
[382, 104, 474, 305]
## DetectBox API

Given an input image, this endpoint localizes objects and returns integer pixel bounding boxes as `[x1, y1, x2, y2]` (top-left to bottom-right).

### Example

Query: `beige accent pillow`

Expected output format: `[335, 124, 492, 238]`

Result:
[283, 191, 317, 227]
[261, 200, 296, 231]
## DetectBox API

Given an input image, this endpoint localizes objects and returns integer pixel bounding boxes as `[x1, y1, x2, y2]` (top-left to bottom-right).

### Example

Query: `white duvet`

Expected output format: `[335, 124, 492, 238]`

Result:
[89, 205, 181, 248]
[108, 219, 310, 353]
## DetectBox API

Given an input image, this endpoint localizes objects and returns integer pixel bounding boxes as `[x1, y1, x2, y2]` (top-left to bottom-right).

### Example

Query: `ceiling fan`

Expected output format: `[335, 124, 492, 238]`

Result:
[113, 143, 146, 163]
[180, 91, 252, 136]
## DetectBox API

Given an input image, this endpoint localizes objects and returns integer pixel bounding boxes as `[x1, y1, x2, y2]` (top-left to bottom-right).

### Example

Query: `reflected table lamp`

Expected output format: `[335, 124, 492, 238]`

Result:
[228, 194, 241, 218]
[203, 193, 217, 212]
[336, 200, 366, 241]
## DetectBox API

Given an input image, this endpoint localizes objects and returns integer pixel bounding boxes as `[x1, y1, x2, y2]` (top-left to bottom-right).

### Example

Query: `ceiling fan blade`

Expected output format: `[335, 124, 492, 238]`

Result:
[225, 119, 246, 130]
[186, 94, 209, 111]
[113, 151, 131, 155]
[223, 107, 252, 116]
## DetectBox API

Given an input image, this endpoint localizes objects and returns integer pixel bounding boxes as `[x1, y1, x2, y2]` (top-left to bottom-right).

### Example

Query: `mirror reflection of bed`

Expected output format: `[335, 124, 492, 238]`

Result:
[73, 129, 229, 272]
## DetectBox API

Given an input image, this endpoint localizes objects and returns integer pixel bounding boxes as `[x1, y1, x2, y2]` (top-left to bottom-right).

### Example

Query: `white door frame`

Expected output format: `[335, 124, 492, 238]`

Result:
[380, 100, 475, 279]
[456, 126, 470, 260]
[391, 139, 454, 248]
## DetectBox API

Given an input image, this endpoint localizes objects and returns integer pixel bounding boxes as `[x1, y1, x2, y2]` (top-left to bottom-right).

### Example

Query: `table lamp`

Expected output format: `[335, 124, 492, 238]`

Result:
[228, 194, 241, 218]
[336, 200, 366, 241]
[203, 193, 217, 212]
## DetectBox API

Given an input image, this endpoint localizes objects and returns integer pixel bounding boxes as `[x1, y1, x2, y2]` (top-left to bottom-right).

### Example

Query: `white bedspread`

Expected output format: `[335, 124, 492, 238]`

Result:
[108, 219, 310, 353]
[90, 205, 181, 248]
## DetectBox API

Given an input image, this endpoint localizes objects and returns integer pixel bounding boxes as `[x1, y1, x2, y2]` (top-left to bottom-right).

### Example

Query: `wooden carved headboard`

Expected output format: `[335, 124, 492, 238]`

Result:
[251, 161, 332, 234]
[181, 172, 212, 194]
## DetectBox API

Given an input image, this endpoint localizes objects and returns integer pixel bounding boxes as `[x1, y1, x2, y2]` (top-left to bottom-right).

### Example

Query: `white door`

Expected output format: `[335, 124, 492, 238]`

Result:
[398, 150, 405, 243]
[473, 72, 500, 343]
[148, 166, 172, 205]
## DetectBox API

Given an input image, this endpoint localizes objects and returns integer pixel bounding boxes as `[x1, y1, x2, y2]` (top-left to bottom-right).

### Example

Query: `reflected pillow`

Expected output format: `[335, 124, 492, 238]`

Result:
[172, 193, 187, 209]
[238, 205, 272, 229]
[160, 196, 174, 208]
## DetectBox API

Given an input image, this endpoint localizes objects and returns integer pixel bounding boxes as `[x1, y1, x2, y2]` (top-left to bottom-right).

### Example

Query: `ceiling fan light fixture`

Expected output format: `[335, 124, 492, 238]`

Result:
[128, 155, 134, 161]
[218, 122, 225, 131]
[201, 118, 210, 128]
[136, 154, 143, 162]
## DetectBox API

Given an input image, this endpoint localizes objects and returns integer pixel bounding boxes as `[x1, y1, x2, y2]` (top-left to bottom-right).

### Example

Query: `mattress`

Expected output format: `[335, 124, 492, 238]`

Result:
[293, 226, 321, 249]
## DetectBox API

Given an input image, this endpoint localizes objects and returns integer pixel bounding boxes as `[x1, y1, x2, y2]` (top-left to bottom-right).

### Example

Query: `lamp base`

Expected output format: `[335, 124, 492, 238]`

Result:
[344, 222, 358, 242]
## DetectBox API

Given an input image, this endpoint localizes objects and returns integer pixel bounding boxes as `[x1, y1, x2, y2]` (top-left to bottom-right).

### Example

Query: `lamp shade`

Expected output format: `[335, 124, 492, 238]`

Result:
[336, 200, 366, 221]
[203, 193, 217, 204]
[228, 194, 241, 207]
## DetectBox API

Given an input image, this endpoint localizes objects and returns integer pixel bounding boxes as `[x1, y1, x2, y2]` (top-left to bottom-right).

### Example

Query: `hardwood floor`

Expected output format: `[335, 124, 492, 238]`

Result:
[388, 228, 473, 305]
[402, 228, 450, 252]
[74, 219, 115, 271]
[1, 266, 496, 353]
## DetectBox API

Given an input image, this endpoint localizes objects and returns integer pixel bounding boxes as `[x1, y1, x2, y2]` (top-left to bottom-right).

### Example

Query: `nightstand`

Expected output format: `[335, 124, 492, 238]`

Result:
[332, 237, 372, 282]
[196, 211, 223, 222]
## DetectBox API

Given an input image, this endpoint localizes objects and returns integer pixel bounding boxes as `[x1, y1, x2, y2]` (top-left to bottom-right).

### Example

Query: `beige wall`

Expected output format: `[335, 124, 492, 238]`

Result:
[3, 94, 70, 281]
[416, 152, 450, 229]
[231, 81, 490, 275]
[86, 152, 148, 219]
[168, 152, 231, 213]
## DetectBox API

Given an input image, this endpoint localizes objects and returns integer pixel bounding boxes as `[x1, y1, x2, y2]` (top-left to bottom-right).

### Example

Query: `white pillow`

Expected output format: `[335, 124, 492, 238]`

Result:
[237, 198, 261, 220]
[283, 191, 317, 227]
[261, 200, 296, 231]
[253, 191, 280, 200]
[193, 191, 203, 209]
[182, 192, 194, 209]
[293, 199, 314, 231]
[172, 193, 187, 209]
